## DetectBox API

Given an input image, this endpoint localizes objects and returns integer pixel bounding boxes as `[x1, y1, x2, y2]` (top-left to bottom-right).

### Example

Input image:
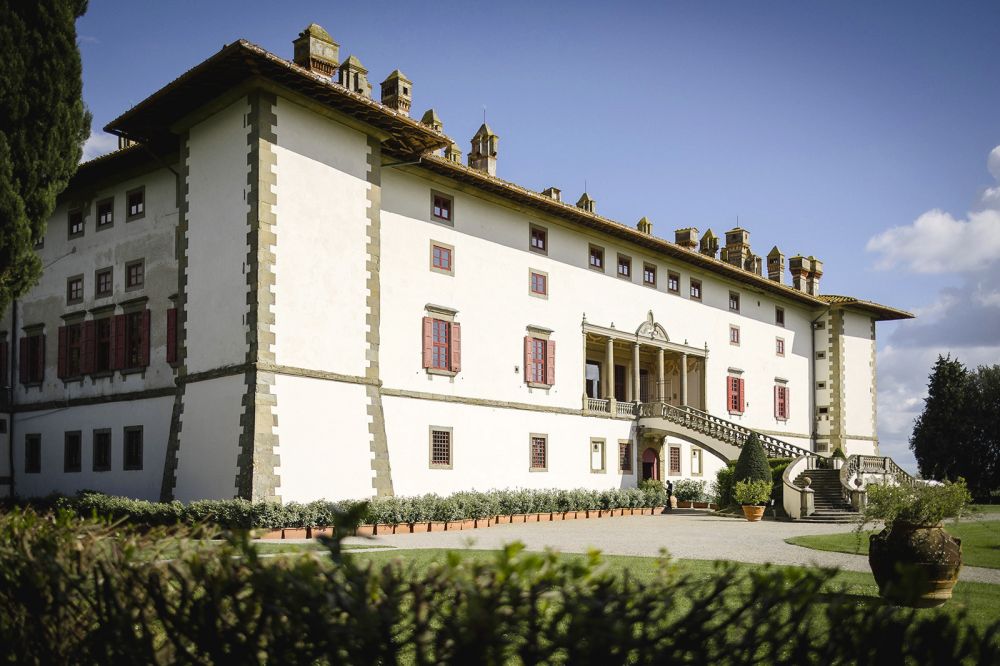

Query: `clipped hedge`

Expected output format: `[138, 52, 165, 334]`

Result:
[1, 509, 997, 664]
[6, 486, 678, 530]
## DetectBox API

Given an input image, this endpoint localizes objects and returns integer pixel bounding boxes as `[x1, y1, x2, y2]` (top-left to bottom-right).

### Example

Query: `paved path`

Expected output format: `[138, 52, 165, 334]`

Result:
[336, 510, 1000, 584]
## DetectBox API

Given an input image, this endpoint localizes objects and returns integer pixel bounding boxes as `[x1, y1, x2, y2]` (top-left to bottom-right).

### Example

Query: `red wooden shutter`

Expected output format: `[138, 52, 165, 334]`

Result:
[545, 339, 556, 385]
[449, 322, 461, 373]
[36, 335, 46, 382]
[0, 342, 7, 386]
[523, 336, 532, 383]
[57, 327, 68, 379]
[774, 385, 780, 419]
[421, 317, 433, 368]
[166, 308, 178, 364]
[727, 377, 736, 412]
[139, 309, 151, 367]
[18, 338, 29, 384]
[112, 314, 126, 370]
[785, 387, 790, 420]
[81, 321, 96, 374]
[738, 378, 745, 413]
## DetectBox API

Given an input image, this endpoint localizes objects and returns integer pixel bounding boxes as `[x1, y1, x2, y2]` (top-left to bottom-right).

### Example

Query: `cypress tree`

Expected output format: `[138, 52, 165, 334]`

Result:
[733, 433, 771, 483]
[0, 0, 90, 311]
[910, 355, 969, 482]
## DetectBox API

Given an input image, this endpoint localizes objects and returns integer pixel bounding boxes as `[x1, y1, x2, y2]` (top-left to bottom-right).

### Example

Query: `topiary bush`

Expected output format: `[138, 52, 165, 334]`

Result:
[712, 462, 737, 507]
[733, 433, 771, 484]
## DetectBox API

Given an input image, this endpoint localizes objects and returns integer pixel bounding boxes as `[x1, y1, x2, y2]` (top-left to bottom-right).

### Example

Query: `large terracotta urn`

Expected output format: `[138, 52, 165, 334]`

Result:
[868, 523, 962, 608]
[741, 505, 765, 522]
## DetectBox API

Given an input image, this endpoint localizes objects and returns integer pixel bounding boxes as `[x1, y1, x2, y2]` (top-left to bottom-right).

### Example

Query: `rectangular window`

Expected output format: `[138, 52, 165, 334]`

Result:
[430, 243, 453, 275]
[727, 375, 745, 414]
[816, 381, 826, 390]
[66, 276, 83, 305]
[58, 322, 83, 378]
[431, 319, 450, 370]
[166, 307, 178, 365]
[691, 448, 703, 476]
[94, 317, 112, 373]
[19, 332, 45, 384]
[585, 360, 601, 399]
[729, 291, 740, 313]
[123, 426, 143, 470]
[530, 435, 547, 471]
[126, 187, 145, 220]
[816, 351, 826, 360]
[97, 198, 114, 228]
[590, 439, 606, 473]
[64, 431, 82, 473]
[589, 244, 604, 271]
[818, 406, 829, 415]
[431, 191, 453, 223]
[529, 338, 546, 383]
[776, 337, 785, 356]
[667, 271, 680, 294]
[729, 325, 740, 346]
[68, 208, 84, 238]
[617, 254, 631, 279]
[95, 267, 113, 298]
[775, 306, 785, 327]
[93, 429, 111, 472]
[529, 225, 547, 254]
[125, 260, 144, 290]
[25, 434, 41, 474]
[529, 270, 547, 297]
[643, 263, 657, 287]
[690, 279, 702, 301]
[429, 428, 452, 468]
[775, 385, 790, 420]
[668, 446, 681, 475]
[122, 310, 148, 370]
[619, 440, 632, 473]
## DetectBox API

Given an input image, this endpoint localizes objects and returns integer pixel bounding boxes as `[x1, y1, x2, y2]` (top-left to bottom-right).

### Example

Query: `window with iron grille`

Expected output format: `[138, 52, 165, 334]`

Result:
[530, 225, 547, 254]
[68, 209, 84, 237]
[64, 431, 82, 473]
[124, 426, 143, 470]
[619, 441, 632, 473]
[530, 435, 547, 471]
[617, 254, 631, 279]
[431, 192, 452, 222]
[667, 271, 680, 293]
[95, 267, 113, 298]
[126, 188, 145, 220]
[430, 429, 451, 468]
[97, 198, 114, 228]
[93, 430, 111, 472]
[669, 446, 681, 474]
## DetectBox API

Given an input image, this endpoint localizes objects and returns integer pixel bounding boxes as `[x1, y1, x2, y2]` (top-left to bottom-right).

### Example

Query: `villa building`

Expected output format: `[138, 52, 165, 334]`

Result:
[0, 25, 911, 503]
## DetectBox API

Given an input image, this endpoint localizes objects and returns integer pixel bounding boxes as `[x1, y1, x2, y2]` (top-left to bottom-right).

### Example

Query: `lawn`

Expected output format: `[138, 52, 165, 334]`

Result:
[785, 521, 1000, 569]
[330, 547, 1000, 631]
[253, 542, 392, 554]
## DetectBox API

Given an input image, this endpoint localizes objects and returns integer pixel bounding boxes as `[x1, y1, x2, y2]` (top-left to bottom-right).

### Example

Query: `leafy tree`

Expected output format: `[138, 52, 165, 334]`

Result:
[0, 0, 90, 311]
[910, 355, 970, 483]
[965, 365, 1000, 499]
[733, 433, 771, 483]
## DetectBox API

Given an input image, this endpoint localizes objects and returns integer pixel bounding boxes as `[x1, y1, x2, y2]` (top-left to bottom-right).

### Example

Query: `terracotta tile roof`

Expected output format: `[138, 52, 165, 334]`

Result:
[817, 295, 914, 321]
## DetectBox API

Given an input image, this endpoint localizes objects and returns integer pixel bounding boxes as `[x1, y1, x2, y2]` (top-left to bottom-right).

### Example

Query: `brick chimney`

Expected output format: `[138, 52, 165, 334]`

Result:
[789, 255, 811, 292]
[806, 257, 823, 295]
[293, 24, 339, 77]
[766, 246, 785, 283]
[724, 227, 751, 269]
[338, 55, 371, 97]
[380, 70, 412, 115]
[675, 228, 698, 250]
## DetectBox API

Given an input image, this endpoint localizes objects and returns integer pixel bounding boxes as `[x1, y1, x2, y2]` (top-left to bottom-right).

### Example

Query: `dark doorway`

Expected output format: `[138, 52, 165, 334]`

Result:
[614, 365, 627, 402]
[641, 447, 660, 481]
[586, 361, 601, 399]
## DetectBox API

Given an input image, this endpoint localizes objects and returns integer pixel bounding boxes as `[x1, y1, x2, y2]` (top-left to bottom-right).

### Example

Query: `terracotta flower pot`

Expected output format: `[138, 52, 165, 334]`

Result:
[428, 521, 446, 532]
[355, 524, 376, 537]
[512, 514, 527, 523]
[496, 515, 512, 525]
[445, 520, 463, 531]
[475, 518, 492, 529]
[524, 513, 539, 523]
[869, 523, 962, 608]
[282, 528, 308, 539]
[461, 519, 475, 530]
[693, 501, 709, 509]
[260, 529, 284, 540]
[741, 505, 765, 522]
[375, 524, 395, 535]
[311, 526, 333, 538]
[562, 511, 575, 521]
[669, 497, 678, 509]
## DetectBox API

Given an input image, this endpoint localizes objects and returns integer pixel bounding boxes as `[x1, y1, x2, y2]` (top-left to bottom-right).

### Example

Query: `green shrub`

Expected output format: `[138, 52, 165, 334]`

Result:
[713, 462, 737, 507]
[734, 479, 773, 505]
[733, 433, 771, 484]
[832, 446, 847, 460]
[673, 479, 709, 502]
[861, 479, 973, 528]
[768, 458, 794, 508]
[1, 509, 997, 664]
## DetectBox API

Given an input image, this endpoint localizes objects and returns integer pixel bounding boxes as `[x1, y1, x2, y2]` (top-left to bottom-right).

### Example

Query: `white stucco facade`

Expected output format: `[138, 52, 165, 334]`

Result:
[0, 28, 910, 502]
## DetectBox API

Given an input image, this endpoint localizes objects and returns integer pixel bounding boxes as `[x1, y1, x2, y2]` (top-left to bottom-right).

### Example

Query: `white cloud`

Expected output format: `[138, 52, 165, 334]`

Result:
[866, 208, 1000, 273]
[988, 145, 1000, 181]
[81, 130, 118, 162]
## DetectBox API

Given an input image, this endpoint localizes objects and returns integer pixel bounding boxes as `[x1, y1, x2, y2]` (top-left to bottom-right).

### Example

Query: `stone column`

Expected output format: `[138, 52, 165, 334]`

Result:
[700, 357, 707, 411]
[657, 348, 665, 401]
[582, 334, 589, 411]
[633, 342, 641, 403]
[680, 352, 688, 407]
[606, 338, 616, 407]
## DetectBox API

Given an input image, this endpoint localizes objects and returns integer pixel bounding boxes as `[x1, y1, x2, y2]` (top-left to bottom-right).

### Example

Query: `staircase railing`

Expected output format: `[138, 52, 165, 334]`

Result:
[637, 402, 811, 459]
[840, 454, 917, 508]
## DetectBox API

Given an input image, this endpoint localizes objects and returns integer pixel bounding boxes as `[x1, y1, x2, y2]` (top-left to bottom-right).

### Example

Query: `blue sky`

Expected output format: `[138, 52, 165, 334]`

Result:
[78, 1, 1000, 471]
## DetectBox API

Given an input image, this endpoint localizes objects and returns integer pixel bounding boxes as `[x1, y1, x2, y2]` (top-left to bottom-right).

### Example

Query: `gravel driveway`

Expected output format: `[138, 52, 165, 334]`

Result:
[340, 510, 1000, 584]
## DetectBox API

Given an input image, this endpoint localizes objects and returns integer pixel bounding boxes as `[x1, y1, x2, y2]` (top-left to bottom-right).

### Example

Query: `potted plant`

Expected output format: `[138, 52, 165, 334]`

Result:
[831, 446, 847, 470]
[859, 479, 972, 608]
[734, 479, 772, 521]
